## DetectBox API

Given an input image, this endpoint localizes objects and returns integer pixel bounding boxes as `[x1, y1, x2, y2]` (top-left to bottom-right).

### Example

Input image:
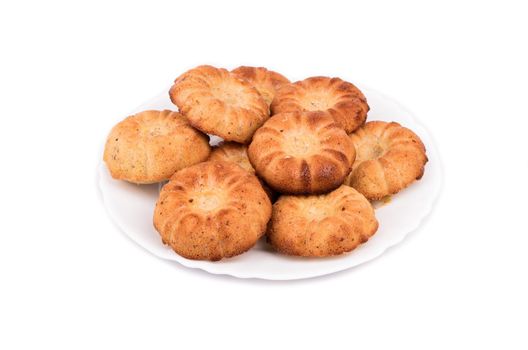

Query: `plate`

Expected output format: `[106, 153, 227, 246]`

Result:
[98, 86, 442, 280]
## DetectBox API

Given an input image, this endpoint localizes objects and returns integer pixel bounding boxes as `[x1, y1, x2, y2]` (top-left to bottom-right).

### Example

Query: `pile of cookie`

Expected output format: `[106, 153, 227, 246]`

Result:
[103, 65, 428, 261]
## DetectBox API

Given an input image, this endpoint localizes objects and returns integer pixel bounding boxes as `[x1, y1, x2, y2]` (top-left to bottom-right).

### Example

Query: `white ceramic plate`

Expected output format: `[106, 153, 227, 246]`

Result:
[98, 86, 442, 280]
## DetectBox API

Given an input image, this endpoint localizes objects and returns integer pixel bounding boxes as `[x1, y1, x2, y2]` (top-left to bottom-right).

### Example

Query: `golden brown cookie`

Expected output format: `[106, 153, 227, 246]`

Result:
[208, 142, 255, 174]
[267, 185, 378, 257]
[345, 121, 428, 200]
[271, 76, 369, 133]
[169, 65, 268, 143]
[103, 110, 210, 184]
[153, 161, 272, 261]
[208, 142, 277, 201]
[248, 111, 355, 194]
[231, 66, 290, 107]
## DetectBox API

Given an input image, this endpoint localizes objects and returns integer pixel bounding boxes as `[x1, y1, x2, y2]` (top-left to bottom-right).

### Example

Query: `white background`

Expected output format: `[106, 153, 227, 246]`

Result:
[1, 1, 527, 349]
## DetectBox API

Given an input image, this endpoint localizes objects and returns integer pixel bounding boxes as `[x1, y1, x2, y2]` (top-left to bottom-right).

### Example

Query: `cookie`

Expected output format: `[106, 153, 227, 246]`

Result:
[267, 185, 378, 257]
[153, 161, 272, 261]
[103, 110, 210, 184]
[271, 76, 369, 133]
[208, 142, 255, 174]
[232, 66, 290, 107]
[169, 65, 268, 143]
[345, 121, 427, 200]
[209, 142, 277, 201]
[248, 111, 355, 194]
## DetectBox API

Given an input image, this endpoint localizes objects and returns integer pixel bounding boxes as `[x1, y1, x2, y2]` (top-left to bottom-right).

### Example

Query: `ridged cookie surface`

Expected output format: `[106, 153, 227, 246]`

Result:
[268, 185, 378, 257]
[170, 65, 268, 143]
[271, 76, 369, 133]
[248, 111, 355, 194]
[232, 66, 290, 107]
[209, 142, 277, 201]
[154, 161, 272, 261]
[345, 121, 427, 200]
[209, 142, 255, 174]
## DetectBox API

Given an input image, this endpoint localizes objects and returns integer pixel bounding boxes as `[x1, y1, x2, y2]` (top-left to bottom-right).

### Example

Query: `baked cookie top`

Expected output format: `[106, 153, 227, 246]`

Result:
[169, 65, 268, 143]
[267, 185, 378, 257]
[231, 66, 290, 107]
[208, 142, 255, 174]
[345, 121, 427, 200]
[154, 161, 272, 261]
[209, 142, 277, 202]
[271, 76, 369, 133]
[103, 110, 210, 184]
[248, 111, 355, 194]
